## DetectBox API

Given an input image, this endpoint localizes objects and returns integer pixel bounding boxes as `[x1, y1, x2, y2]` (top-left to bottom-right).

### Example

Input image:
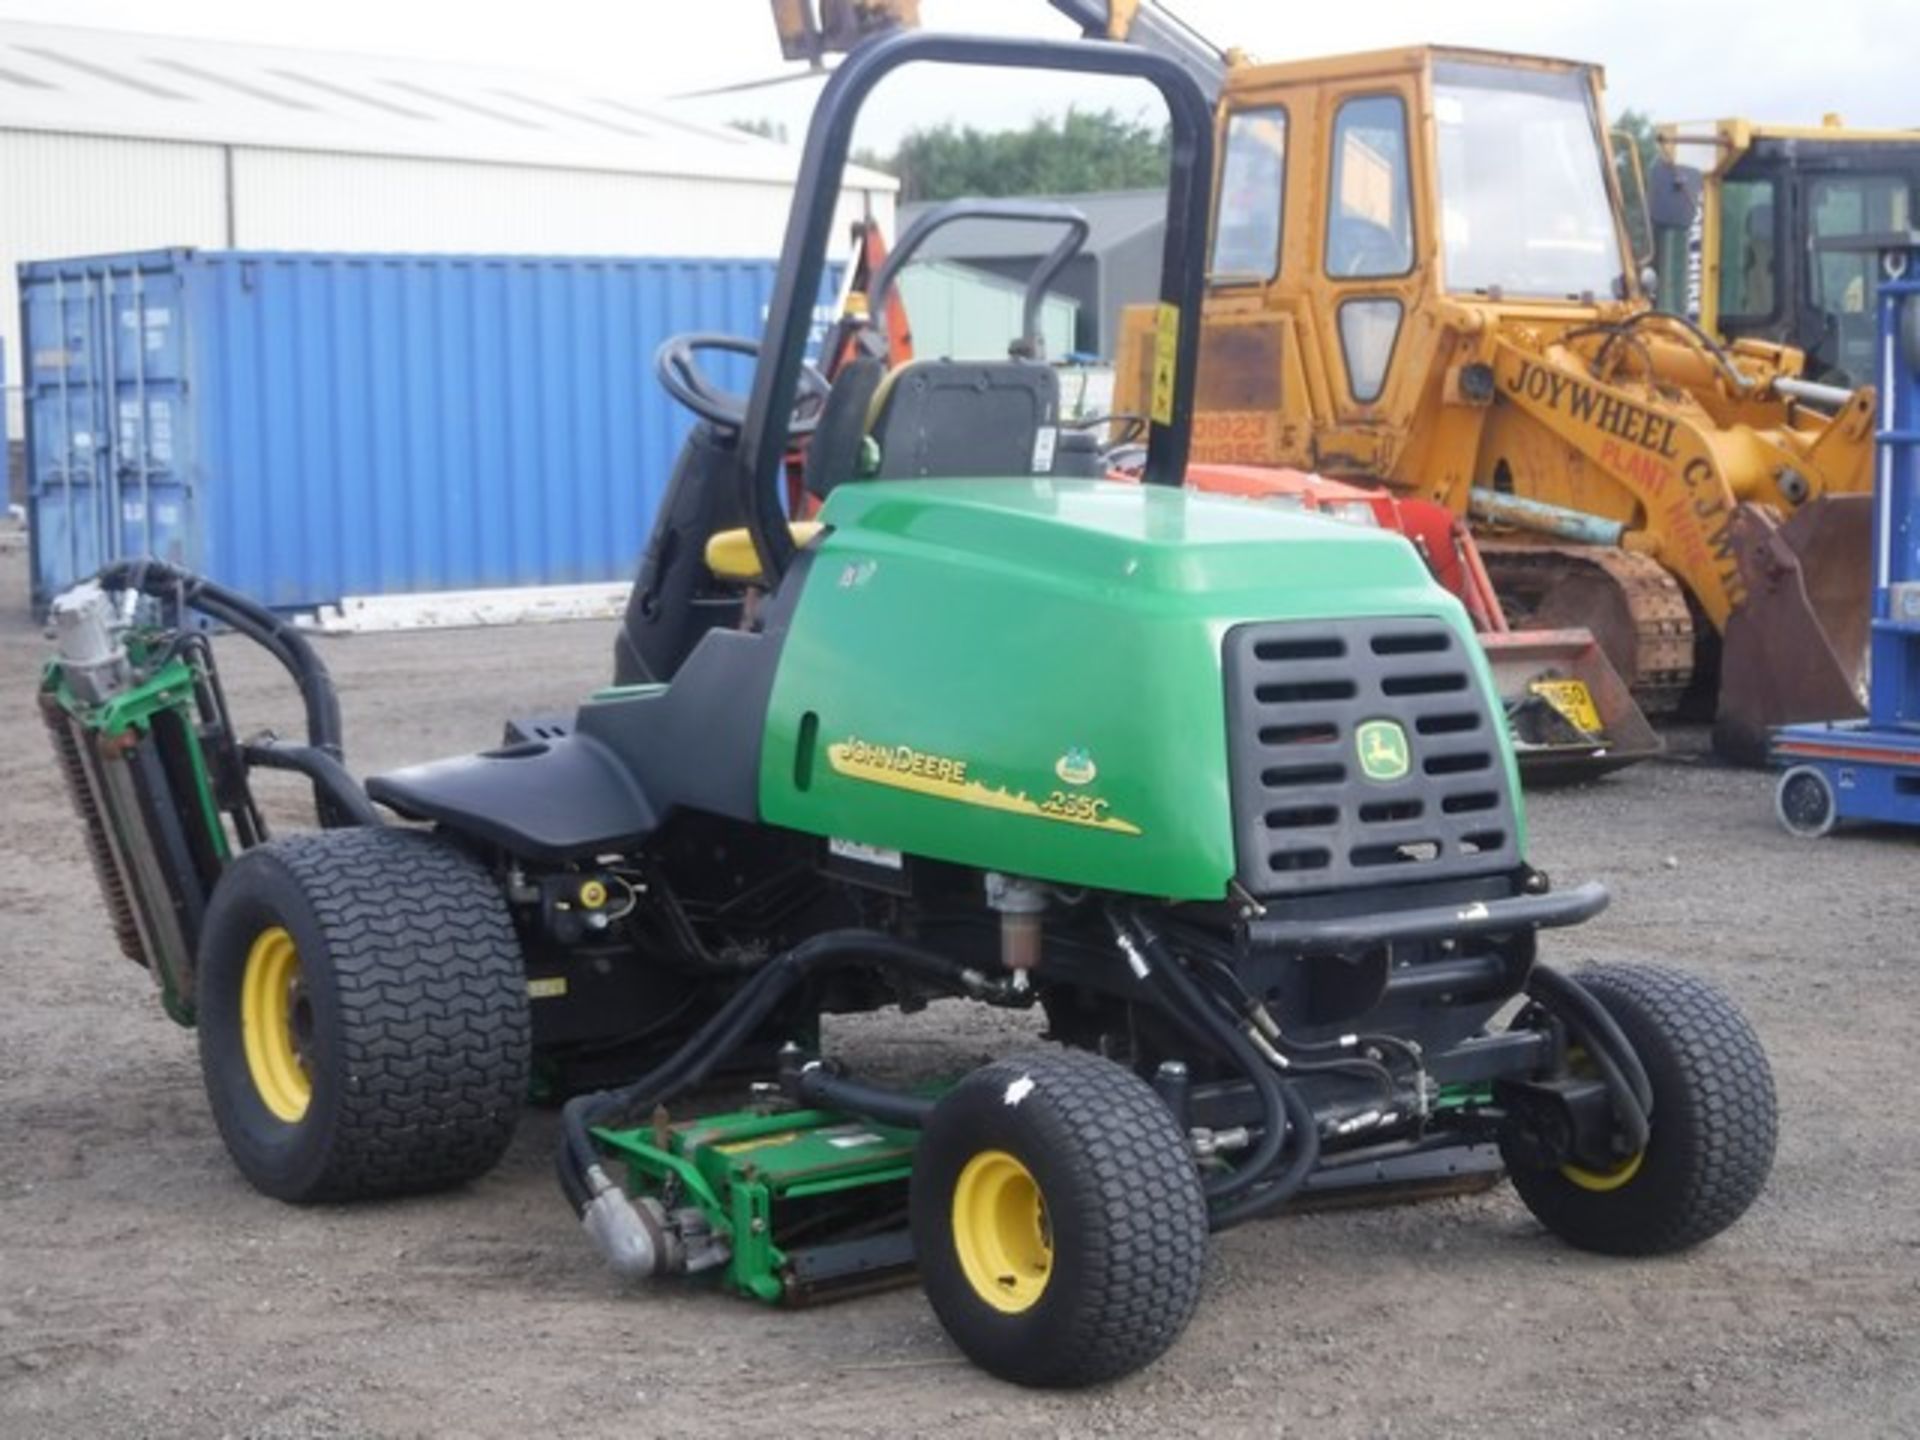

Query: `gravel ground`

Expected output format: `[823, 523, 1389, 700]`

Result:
[2, 536, 1917, 1439]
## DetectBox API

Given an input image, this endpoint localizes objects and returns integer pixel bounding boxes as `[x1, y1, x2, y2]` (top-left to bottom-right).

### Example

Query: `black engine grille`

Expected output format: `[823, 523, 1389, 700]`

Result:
[1222, 617, 1519, 897]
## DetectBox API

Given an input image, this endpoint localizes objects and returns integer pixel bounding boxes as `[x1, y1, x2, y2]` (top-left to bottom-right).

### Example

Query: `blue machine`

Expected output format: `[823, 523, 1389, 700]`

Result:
[1772, 239, 1920, 835]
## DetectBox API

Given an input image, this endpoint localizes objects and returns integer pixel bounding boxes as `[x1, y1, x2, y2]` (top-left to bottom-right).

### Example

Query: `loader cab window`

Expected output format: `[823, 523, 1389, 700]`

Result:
[1717, 178, 1778, 320]
[1211, 107, 1287, 283]
[1339, 298, 1402, 402]
[1326, 95, 1413, 278]
[1809, 173, 1914, 382]
[1433, 61, 1622, 300]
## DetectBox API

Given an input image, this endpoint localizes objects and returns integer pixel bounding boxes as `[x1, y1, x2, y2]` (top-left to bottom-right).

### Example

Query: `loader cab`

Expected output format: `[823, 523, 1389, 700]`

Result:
[1155, 46, 1638, 477]
[1651, 120, 1920, 387]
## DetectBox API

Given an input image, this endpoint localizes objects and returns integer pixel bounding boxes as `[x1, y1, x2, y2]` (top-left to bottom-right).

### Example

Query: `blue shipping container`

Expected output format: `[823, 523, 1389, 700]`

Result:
[21, 248, 840, 612]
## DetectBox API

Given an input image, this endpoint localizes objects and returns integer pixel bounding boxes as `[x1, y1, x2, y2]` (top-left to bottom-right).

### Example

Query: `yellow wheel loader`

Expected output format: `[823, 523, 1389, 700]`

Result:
[1109, 43, 1877, 759]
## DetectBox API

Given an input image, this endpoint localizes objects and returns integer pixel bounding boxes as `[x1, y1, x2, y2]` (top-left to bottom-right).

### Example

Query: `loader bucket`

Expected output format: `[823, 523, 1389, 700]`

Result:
[1714, 496, 1872, 763]
[1482, 627, 1664, 784]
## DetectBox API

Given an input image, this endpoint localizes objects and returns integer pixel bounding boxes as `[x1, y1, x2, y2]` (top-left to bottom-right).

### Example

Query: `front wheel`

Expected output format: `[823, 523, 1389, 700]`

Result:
[196, 827, 531, 1202]
[909, 1050, 1208, 1388]
[1503, 963, 1776, 1255]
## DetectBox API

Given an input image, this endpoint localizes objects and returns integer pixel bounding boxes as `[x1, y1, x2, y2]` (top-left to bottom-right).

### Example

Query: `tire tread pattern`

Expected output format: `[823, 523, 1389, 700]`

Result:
[921, 1049, 1208, 1387]
[211, 827, 530, 1201]
[1510, 962, 1776, 1255]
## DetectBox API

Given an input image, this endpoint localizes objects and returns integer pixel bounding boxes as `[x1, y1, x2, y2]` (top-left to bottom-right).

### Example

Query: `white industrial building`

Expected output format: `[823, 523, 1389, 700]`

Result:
[0, 18, 896, 440]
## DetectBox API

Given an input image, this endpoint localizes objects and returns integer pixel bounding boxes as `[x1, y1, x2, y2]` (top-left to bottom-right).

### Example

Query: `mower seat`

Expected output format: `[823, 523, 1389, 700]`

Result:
[371, 616, 790, 858]
[367, 732, 657, 863]
[705, 521, 825, 585]
[867, 360, 1061, 480]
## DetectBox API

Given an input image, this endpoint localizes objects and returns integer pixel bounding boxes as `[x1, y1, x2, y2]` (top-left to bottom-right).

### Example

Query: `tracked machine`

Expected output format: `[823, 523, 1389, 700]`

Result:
[40, 30, 1776, 1389]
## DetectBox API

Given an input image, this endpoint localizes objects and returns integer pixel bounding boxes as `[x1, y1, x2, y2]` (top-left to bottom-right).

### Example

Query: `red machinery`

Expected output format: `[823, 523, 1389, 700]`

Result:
[1185, 466, 1661, 781]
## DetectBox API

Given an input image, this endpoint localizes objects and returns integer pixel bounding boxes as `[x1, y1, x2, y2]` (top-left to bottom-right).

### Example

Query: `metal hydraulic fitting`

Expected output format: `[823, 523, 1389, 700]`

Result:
[580, 1164, 681, 1280]
[49, 582, 132, 704]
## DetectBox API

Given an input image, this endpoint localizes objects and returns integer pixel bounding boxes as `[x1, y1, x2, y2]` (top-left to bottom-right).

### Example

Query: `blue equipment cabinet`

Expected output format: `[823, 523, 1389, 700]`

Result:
[1772, 238, 1920, 835]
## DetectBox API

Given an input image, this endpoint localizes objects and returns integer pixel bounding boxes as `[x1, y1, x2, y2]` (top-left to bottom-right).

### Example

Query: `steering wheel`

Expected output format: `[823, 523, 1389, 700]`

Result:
[655, 332, 832, 435]
[1328, 216, 1407, 279]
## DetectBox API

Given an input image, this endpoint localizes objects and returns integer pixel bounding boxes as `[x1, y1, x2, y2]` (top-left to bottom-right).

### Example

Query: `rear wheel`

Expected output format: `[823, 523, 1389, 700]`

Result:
[197, 827, 531, 1202]
[1775, 764, 1838, 838]
[909, 1050, 1208, 1388]
[1504, 963, 1776, 1255]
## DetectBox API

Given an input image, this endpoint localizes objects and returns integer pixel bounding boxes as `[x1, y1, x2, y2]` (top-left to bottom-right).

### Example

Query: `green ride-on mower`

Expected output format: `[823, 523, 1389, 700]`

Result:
[38, 32, 1777, 1388]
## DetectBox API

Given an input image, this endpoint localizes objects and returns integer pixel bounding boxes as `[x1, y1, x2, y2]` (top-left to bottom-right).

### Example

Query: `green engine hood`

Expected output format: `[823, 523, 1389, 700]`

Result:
[759, 478, 1512, 901]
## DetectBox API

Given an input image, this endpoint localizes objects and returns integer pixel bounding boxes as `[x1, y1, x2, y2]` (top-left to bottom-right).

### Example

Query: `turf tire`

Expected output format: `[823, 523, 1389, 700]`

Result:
[197, 826, 531, 1202]
[1504, 963, 1776, 1255]
[910, 1049, 1208, 1387]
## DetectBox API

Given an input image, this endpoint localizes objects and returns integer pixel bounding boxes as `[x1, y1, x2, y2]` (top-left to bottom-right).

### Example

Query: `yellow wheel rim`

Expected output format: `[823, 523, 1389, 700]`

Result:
[1557, 1046, 1645, 1192]
[951, 1149, 1052, 1314]
[241, 926, 312, 1123]
[1561, 1149, 1645, 1193]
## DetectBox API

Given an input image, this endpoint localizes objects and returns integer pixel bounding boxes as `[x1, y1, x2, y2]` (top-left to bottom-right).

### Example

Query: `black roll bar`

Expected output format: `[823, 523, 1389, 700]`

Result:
[735, 29, 1216, 586]
[867, 197, 1092, 360]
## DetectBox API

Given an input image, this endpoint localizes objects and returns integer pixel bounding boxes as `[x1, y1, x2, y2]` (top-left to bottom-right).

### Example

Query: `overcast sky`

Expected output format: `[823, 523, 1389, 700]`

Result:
[0, 0, 1910, 145]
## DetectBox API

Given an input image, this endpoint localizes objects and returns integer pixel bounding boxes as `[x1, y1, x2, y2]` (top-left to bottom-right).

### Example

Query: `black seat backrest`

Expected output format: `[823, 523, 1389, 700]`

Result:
[612, 422, 746, 686]
[867, 360, 1062, 481]
[804, 356, 886, 502]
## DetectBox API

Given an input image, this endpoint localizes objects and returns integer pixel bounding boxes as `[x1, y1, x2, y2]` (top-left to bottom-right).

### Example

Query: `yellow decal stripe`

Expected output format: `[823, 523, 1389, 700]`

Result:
[827, 742, 1143, 837]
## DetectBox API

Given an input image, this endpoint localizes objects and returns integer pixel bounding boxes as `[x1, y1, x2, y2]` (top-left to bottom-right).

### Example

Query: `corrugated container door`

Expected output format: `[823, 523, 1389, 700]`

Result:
[25, 266, 109, 608]
[23, 253, 193, 609]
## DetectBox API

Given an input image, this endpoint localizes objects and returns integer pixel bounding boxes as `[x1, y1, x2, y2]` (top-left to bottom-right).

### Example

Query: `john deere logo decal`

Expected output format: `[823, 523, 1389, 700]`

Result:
[1055, 747, 1097, 786]
[1356, 720, 1411, 782]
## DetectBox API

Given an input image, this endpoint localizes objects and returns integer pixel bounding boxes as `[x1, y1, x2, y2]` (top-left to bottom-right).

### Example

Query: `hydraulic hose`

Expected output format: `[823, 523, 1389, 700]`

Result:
[793, 1063, 936, 1129]
[1576, 309, 1755, 394]
[1113, 914, 1284, 1202]
[1205, 1080, 1321, 1229]
[1183, 936, 1421, 1102]
[1116, 912, 1322, 1226]
[1525, 963, 1653, 1154]
[1645, 309, 1756, 391]
[240, 740, 382, 829]
[92, 559, 373, 829]
[95, 558, 345, 757]
[1177, 945, 1399, 1107]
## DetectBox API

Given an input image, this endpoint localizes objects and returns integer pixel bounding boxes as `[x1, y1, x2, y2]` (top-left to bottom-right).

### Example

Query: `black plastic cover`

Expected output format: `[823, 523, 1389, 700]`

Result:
[367, 734, 656, 863]
[1222, 616, 1520, 897]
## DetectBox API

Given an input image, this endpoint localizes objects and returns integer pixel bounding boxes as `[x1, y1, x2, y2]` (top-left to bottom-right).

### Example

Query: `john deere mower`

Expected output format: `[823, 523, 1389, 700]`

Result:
[39, 32, 1777, 1388]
